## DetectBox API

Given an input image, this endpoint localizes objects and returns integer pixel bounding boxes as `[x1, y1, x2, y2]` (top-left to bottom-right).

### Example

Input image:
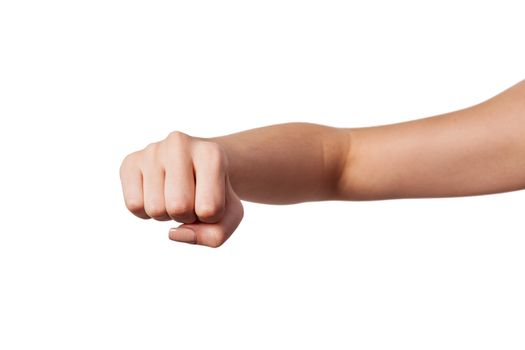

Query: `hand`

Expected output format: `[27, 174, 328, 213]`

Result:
[119, 131, 244, 247]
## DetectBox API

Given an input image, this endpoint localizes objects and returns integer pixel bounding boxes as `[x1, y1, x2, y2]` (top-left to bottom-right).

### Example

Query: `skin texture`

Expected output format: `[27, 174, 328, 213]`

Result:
[119, 134, 244, 247]
[340, 79, 525, 200]
[119, 79, 525, 247]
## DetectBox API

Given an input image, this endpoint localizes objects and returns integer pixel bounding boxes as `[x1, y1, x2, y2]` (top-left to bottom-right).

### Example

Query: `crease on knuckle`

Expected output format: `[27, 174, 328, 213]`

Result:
[125, 198, 144, 215]
[144, 203, 166, 218]
[196, 202, 224, 221]
[166, 202, 193, 218]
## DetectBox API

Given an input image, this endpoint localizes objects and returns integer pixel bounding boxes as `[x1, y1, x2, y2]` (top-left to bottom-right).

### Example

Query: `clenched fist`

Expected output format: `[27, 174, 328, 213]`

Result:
[119, 131, 244, 247]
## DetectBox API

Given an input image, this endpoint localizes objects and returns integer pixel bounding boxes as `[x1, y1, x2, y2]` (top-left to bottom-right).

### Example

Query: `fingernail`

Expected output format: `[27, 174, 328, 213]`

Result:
[169, 227, 196, 244]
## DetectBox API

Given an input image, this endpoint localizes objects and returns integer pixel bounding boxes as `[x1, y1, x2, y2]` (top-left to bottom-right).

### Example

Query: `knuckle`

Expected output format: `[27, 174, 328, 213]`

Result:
[196, 202, 224, 221]
[125, 197, 144, 213]
[166, 130, 189, 145]
[144, 202, 166, 218]
[166, 201, 194, 218]
[120, 155, 131, 171]
[143, 142, 159, 155]
[120, 152, 139, 173]
[142, 142, 166, 165]
[162, 131, 191, 161]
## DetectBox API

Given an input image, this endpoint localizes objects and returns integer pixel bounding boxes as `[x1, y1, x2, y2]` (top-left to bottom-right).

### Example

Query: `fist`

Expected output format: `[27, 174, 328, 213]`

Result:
[119, 131, 244, 247]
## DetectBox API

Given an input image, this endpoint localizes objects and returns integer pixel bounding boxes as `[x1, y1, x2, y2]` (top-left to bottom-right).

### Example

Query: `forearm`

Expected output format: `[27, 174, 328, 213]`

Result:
[206, 80, 525, 204]
[207, 122, 349, 204]
[120, 80, 525, 248]
[339, 80, 525, 200]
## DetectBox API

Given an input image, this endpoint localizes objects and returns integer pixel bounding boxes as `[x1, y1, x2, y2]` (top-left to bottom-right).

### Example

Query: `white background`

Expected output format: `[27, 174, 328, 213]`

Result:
[1, 0, 524, 349]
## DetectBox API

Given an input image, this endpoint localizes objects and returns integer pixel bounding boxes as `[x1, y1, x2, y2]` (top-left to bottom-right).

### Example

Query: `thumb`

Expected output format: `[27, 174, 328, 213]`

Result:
[169, 178, 244, 248]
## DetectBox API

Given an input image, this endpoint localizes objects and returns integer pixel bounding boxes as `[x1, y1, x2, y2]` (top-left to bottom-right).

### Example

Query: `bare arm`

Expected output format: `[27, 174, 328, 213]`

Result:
[119, 123, 347, 247]
[206, 123, 348, 204]
[338, 79, 525, 200]
[119, 80, 525, 247]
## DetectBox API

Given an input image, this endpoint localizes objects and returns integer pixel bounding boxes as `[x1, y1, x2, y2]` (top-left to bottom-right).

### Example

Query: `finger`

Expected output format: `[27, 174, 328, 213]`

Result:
[142, 164, 170, 220]
[119, 154, 149, 219]
[169, 177, 243, 248]
[163, 147, 197, 223]
[192, 142, 226, 223]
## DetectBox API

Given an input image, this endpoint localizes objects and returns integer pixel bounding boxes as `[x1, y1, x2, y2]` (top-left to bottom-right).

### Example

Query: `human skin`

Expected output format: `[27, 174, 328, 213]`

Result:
[119, 79, 525, 247]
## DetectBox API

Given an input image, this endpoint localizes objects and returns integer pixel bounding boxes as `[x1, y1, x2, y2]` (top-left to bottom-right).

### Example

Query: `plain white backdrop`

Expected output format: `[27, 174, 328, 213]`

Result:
[1, 0, 524, 349]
